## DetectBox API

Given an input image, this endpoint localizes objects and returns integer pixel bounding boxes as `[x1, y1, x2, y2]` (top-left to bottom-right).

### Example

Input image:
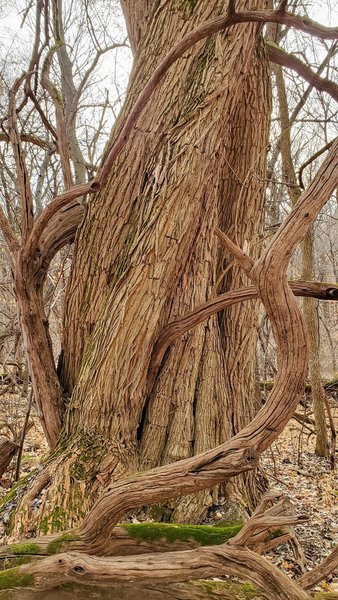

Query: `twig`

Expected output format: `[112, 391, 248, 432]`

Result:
[215, 228, 254, 273]
[15, 387, 33, 482]
[298, 140, 334, 189]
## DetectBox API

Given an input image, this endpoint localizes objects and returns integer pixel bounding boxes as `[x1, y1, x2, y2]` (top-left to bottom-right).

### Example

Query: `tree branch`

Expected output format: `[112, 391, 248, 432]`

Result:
[8, 75, 34, 243]
[0, 132, 51, 149]
[41, 45, 74, 189]
[215, 227, 254, 273]
[149, 281, 338, 382]
[267, 42, 338, 102]
[300, 546, 338, 590]
[298, 139, 335, 189]
[25, 7, 338, 256]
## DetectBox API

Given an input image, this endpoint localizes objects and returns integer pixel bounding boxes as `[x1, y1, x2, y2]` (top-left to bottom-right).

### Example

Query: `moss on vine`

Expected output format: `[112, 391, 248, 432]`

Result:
[0, 567, 34, 590]
[47, 533, 81, 555]
[1, 556, 34, 570]
[122, 522, 242, 545]
[7, 543, 41, 556]
[0, 473, 32, 511]
[69, 430, 107, 483]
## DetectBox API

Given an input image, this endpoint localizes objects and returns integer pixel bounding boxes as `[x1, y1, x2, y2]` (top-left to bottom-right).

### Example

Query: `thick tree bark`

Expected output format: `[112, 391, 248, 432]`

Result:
[32, 0, 271, 529]
[0, 545, 311, 600]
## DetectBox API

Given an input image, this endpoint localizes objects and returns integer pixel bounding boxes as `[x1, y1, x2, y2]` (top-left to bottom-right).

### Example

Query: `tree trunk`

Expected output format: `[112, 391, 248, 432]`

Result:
[13, 255, 65, 450]
[13, 0, 271, 534]
[301, 231, 329, 457]
[0, 437, 18, 479]
[274, 63, 329, 458]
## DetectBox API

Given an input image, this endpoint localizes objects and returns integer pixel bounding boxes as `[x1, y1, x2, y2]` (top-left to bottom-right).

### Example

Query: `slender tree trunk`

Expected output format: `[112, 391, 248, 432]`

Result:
[13, 0, 271, 534]
[274, 64, 329, 458]
[301, 231, 329, 457]
[13, 256, 64, 450]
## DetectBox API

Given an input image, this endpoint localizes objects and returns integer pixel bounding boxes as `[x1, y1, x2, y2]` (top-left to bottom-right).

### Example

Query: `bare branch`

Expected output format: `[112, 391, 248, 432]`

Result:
[228, 0, 236, 15]
[300, 546, 338, 589]
[8, 75, 34, 242]
[298, 139, 334, 189]
[267, 42, 338, 102]
[215, 227, 254, 273]
[0, 132, 51, 149]
[0, 545, 311, 599]
[41, 45, 74, 189]
[74, 43, 128, 112]
[24, 181, 91, 258]
[277, 0, 288, 12]
[149, 281, 338, 381]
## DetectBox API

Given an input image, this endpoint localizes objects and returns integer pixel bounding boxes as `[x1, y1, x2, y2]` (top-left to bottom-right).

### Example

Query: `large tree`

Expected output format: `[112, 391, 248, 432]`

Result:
[8, 0, 273, 533]
[56, 0, 271, 524]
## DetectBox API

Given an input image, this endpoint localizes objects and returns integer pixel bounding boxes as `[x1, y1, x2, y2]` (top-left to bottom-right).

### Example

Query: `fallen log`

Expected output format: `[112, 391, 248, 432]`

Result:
[0, 544, 311, 599]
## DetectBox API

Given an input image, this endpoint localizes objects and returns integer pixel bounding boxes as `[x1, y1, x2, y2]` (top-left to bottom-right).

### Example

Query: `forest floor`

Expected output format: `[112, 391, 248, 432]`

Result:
[0, 394, 337, 596]
[207, 392, 338, 594]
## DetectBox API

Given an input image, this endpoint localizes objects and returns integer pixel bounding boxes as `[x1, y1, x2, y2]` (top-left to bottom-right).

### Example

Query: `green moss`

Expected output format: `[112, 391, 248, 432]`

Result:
[186, 0, 198, 10]
[0, 473, 32, 510]
[47, 533, 81, 555]
[266, 528, 283, 541]
[216, 518, 244, 528]
[8, 543, 40, 556]
[5, 513, 15, 537]
[37, 507, 67, 534]
[122, 522, 242, 545]
[2, 556, 34, 570]
[178, 35, 216, 119]
[38, 516, 50, 535]
[0, 568, 34, 590]
[67, 431, 109, 485]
